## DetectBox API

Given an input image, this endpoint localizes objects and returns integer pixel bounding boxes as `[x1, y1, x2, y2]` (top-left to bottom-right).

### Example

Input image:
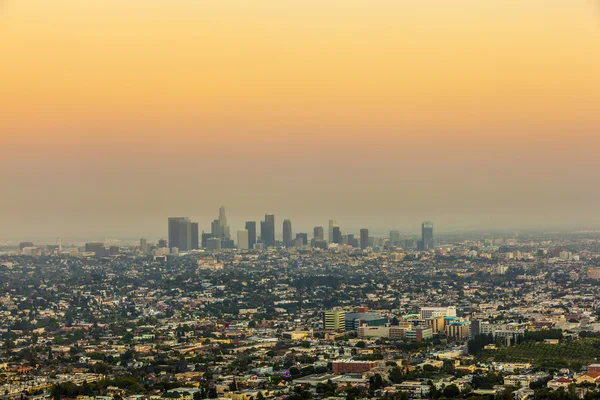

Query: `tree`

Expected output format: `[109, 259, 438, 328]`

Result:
[389, 366, 403, 384]
[443, 384, 460, 398]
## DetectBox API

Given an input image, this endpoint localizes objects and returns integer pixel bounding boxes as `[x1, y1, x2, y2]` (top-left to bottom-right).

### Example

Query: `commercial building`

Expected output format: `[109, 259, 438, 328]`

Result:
[406, 327, 433, 341]
[332, 360, 379, 374]
[360, 229, 369, 250]
[283, 219, 293, 247]
[314, 226, 324, 241]
[420, 306, 456, 319]
[323, 310, 346, 331]
[261, 215, 275, 247]
[207, 237, 222, 252]
[245, 221, 257, 249]
[168, 217, 192, 252]
[445, 321, 471, 340]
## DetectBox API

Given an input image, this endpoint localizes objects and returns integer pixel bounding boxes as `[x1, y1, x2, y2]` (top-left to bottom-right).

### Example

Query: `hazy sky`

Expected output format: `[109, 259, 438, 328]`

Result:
[1, 0, 600, 240]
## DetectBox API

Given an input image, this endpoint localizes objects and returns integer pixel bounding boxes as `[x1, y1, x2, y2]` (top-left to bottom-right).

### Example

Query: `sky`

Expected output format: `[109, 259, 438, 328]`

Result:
[1, 0, 600, 240]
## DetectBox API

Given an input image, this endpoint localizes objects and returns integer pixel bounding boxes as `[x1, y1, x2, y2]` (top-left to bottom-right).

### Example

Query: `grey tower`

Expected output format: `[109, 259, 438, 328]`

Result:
[360, 228, 369, 250]
[421, 221, 434, 250]
[314, 226, 324, 240]
[261, 214, 275, 247]
[168, 217, 192, 251]
[283, 219, 293, 247]
[245, 221, 257, 249]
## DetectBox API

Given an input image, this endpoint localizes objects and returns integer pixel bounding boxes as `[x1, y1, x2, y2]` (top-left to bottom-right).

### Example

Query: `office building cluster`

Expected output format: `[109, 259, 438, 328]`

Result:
[165, 207, 435, 254]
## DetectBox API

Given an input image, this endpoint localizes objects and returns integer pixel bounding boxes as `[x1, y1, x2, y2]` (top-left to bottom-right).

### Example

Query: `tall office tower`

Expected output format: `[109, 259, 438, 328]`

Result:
[360, 229, 369, 250]
[245, 221, 257, 249]
[158, 239, 168, 248]
[296, 233, 308, 246]
[237, 229, 249, 250]
[211, 219, 222, 239]
[314, 226, 324, 241]
[219, 206, 227, 227]
[216, 206, 231, 239]
[328, 219, 337, 243]
[333, 226, 342, 244]
[261, 214, 275, 247]
[191, 222, 199, 250]
[283, 219, 293, 247]
[168, 217, 192, 251]
[201, 232, 213, 248]
[421, 221, 434, 250]
[140, 238, 148, 254]
[390, 230, 401, 246]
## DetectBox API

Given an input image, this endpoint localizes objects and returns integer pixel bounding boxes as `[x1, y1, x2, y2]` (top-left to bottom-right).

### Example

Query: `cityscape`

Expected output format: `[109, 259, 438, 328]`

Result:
[2, 2, 600, 400]
[3, 208, 600, 400]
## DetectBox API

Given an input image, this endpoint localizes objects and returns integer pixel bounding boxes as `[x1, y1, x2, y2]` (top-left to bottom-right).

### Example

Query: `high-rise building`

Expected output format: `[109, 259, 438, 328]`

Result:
[323, 310, 346, 331]
[218, 206, 231, 239]
[389, 230, 401, 246]
[211, 219, 222, 239]
[328, 219, 337, 243]
[314, 226, 324, 241]
[201, 232, 212, 248]
[168, 217, 192, 251]
[261, 214, 275, 247]
[206, 237, 221, 251]
[140, 238, 148, 254]
[360, 228, 369, 250]
[85, 242, 108, 257]
[419, 221, 434, 250]
[333, 227, 342, 244]
[158, 239, 168, 248]
[295, 233, 308, 246]
[19, 242, 34, 251]
[237, 229, 249, 250]
[191, 222, 199, 250]
[245, 221, 257, 249]
[283, 219, 293, 247]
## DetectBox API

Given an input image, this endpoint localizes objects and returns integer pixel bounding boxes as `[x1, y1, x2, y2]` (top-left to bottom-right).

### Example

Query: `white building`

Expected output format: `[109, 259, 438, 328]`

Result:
[420, 306, 456, 319]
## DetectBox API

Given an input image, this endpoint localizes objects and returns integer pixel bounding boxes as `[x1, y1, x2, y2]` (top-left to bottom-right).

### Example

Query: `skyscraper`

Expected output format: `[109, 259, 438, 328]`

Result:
[237, 229, 249, 250]
[168, 217, 192, 251]
[201, 232, 212, 248]
[390, 230, 401, 246]
[283, 219, 293, 247]
[211, 219, 222, 239]
[261, 214, 275, 247]
[360, 228, 369, 250]
[218, 206, 230, 239]
[420, 221, 434, 250]
[314, 226, 324, 241]
[295, 233, 308, 246]
[328, 219, 337, 243]
[191, 222, 199, 250]
[333, 226, 342, 244]
[245, 221, 257, 249]
[140, 238, 148, 254]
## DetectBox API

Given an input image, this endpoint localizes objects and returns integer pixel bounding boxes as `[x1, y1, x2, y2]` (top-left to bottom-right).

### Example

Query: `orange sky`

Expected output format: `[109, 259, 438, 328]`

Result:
[1, 0, 600, 239]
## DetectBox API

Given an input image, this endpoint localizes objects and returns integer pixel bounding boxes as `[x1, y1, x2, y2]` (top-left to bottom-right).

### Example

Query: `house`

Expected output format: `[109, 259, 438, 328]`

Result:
[547, 377, 573, 390]
[575, 371, 600, 384]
